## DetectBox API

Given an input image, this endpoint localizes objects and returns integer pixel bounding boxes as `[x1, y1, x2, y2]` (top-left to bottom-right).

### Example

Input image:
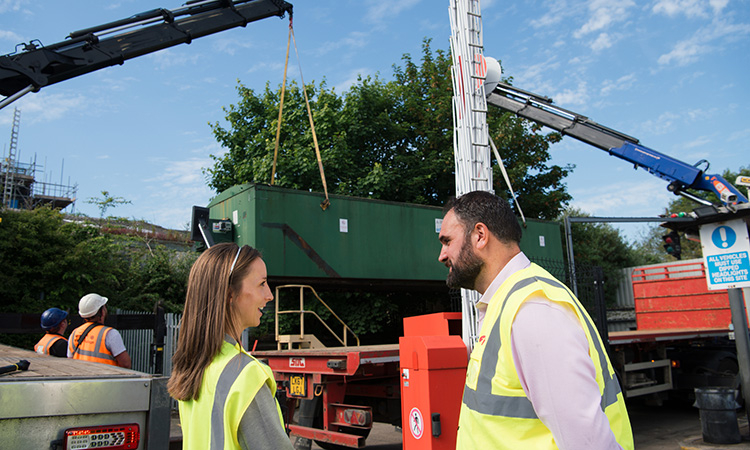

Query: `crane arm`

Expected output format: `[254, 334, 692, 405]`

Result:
[487, 81, 748, 206]
[0, 0, 292, 106]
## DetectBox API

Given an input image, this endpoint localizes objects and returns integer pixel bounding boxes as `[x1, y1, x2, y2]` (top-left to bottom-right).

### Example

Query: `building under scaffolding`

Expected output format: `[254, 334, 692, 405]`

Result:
[1, 108, 77, 210]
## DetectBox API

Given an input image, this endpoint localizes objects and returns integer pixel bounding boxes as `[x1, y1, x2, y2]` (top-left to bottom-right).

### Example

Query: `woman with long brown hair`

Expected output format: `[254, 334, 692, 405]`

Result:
[168, 243, 293, 450]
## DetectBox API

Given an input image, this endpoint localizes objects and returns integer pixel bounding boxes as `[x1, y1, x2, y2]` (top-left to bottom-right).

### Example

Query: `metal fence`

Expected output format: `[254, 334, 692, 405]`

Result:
[450, 257, 608, 343]
[117, 310, 181, 377]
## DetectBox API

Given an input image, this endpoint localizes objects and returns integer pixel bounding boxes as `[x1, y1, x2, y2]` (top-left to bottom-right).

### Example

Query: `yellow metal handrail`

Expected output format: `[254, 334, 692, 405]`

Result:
[274, 284, 360, 349]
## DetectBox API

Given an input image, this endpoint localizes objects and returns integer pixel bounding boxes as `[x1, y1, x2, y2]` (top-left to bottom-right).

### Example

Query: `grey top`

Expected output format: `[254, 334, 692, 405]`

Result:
[237, 382, 295, 450]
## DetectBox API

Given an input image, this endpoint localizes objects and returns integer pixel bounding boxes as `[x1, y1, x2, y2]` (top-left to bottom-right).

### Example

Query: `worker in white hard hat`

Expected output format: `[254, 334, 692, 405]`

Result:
[67, 293, 132, 368]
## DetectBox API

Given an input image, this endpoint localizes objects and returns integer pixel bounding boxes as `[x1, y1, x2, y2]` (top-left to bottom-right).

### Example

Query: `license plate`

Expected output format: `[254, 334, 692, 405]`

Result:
[289, 374, 307, 397]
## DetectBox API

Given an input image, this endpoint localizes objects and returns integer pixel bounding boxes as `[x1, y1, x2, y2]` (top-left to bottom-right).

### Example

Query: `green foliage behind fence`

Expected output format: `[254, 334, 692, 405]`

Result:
[0, 207, 197, 348]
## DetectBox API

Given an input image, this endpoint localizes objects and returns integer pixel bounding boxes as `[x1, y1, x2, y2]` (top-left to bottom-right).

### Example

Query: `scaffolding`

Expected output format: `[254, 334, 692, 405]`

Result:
[1, 108, 77, 210]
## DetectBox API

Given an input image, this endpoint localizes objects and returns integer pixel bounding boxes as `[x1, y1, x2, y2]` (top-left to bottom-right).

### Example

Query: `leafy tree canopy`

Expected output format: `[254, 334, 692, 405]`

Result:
[208, 39, 572, 219]
[560, 207, 657, 304]
[635, 166, 750, 262]
[0, 207, 196, 346]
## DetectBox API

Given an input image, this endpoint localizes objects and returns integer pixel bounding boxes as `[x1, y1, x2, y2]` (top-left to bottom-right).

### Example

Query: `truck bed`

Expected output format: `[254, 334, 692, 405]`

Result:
[253, 344, 400, 376]
[0, 343, 150, 380]
[0, 344, 170, 450]
[608, 327, 729, 345]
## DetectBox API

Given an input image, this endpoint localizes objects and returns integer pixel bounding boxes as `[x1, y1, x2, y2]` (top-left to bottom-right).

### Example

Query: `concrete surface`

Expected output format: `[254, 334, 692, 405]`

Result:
[172, 402, 750, 449]
[680, 418, 750, 450]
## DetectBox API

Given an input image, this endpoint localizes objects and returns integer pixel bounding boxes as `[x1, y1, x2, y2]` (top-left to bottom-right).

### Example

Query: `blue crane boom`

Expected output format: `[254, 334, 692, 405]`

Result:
[486, 80, 748, 207]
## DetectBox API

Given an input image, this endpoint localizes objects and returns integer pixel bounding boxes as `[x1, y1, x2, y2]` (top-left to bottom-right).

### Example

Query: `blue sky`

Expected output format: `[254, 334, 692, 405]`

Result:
[1, 0, 748, 242]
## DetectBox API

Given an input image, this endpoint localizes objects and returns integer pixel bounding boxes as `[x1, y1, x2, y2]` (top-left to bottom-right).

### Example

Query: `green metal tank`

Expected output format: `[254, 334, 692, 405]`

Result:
[206, 184, 563, 283]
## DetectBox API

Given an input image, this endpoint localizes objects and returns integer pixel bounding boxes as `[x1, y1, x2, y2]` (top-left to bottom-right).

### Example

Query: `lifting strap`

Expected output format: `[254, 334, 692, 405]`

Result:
[489, 134, 526, 227]
[272, 17, 330, 210]
[270, 22, 291, 187]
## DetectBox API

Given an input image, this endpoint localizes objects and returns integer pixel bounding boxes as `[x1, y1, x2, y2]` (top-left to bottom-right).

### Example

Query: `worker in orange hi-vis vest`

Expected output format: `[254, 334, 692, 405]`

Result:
[34, 307, 69, 357]
[67, 293, 132, 369]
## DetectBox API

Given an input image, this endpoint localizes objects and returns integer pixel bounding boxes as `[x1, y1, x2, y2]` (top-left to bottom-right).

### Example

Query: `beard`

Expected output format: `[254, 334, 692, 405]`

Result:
[445, 239, 483, 290]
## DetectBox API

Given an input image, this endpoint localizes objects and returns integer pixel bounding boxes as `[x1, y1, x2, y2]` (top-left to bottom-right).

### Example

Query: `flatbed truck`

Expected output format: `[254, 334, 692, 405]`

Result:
[0, 344, 170, 450]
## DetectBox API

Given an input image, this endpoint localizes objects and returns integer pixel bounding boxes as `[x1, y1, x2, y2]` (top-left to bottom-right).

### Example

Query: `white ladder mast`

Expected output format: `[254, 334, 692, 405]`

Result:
[449, 0, 499, 351]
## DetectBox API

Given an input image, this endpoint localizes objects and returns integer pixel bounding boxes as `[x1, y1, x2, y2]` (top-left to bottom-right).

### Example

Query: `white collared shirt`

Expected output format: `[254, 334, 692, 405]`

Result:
[475, 251, 531, 330]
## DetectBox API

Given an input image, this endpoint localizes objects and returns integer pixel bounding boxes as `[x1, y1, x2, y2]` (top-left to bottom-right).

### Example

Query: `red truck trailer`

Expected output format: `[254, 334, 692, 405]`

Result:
[252, 288, 466, 450]
[608, 259, 743, 401]
[257, 260, 746, 449]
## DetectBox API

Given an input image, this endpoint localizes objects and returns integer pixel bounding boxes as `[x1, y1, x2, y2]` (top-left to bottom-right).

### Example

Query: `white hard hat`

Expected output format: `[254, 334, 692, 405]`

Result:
[79, 293, 108, 318]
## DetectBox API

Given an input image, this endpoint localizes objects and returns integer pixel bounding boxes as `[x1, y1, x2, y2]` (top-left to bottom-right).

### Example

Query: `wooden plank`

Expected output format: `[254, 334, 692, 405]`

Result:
[0, 344, 149, 380]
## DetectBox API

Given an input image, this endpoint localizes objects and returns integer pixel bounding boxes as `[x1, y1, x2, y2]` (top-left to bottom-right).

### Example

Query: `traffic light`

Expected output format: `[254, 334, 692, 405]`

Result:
[662, 231, 682, 260]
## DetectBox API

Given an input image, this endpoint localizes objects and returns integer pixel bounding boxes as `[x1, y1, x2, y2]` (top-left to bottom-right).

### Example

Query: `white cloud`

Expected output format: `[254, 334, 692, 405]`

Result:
[657, 36, 709, 66]
[641, 111, 679, 135]
[247, 61, 284, 75]
[139, 155, 216, 228]
[600, 73, 636, 96]
[590, 32, 614, 51]
[652, 0, 728, 18]
[727, 128, 750, 142]
[314, 32, 369, 57]
[515, 57, 562, 91]
[571, 179, 671, 217]
[640, 107, 717, 136]
[0, 29, 22, 42]
[147, 48, 201, 70]
[683, 107, 717, 121]
[364, 0, 421, 24]
[683, 136, 712, 149]
[159, 157, 212, 187]
[212, 38, 255, 56]
[658, 18, 750, 66]
[709, 0, 729, 14]
[530, 0, 571, 28]
[552, 81, 589, 106]
[335, 68, 373, 92]
[0, 91, 87, 125]
[0, 0, 25, 14]
[573, 0, 636, 38]
[652, 0, 709, 18]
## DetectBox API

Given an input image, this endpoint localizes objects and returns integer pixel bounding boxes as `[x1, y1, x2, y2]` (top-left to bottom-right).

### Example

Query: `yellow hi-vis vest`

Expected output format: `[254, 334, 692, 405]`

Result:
[179, 336, 284, 450]
[456, 264, 634, 450]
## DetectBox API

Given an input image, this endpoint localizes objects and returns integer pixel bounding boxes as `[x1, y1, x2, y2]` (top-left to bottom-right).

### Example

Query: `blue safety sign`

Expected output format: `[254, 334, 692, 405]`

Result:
[699, 219, 750, 290]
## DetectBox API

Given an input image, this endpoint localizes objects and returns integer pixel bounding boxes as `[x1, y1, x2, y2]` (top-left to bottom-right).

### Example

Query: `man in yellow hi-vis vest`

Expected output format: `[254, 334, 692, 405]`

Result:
[438, 191, 633, 450]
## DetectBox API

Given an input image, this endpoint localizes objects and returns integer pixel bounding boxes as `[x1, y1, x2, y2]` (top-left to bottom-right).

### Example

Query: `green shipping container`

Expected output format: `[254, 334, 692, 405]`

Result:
[206, 184, 563, 283]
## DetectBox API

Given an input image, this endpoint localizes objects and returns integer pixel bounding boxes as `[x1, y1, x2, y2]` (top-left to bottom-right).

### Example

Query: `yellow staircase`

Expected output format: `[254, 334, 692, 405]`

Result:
[274, 284, 360, 350]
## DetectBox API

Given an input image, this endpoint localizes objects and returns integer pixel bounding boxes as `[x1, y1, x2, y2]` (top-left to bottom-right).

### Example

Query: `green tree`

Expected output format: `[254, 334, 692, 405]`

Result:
[86, 190, 132, 219]
[0, 207, 126, 314]
[207, 39, 571, 216]
[635, 166, 750, 262]
[0, 208, 195, 347]
[561, 207, 656, 304]
[206, 40, 577, 340]
[118, 242, 197, 312]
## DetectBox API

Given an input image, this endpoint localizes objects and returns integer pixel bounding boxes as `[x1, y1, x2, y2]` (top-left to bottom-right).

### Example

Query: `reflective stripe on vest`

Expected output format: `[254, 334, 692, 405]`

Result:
[211, 350, 253, 449]
[463, 274, 622, 419]
[69, 324, 117, 365]
[179, 336, 283, 450]
[35, 334, 65, 355]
